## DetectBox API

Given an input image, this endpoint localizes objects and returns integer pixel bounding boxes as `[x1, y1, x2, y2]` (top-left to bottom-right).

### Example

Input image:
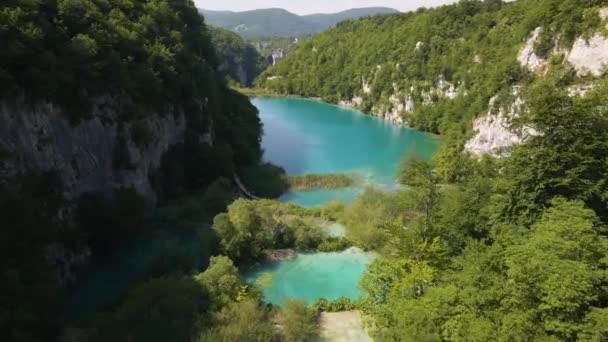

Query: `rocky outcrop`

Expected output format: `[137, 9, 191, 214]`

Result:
[567, 33, 608, 76]
[0, 95, 190, 204]
[568, 83, 595, 97]
[338, 96, 363, 108]
[254, 37, 300, 66]
[465, 88, 534, 156]
[345, 71, 463, 124]
[517, 27, 548, 72]
[269, 50, 287, 65]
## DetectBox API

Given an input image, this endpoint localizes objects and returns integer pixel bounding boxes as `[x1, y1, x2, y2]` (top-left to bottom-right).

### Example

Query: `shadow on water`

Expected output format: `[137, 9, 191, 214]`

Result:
[64, 226, 209, 321]
[260, 116, 310, 175]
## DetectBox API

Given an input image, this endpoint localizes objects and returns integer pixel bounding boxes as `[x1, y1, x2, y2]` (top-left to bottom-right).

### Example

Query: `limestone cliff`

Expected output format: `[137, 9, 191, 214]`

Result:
[0, 95, 192, 204]
[466, 7, 608, 155]
[465, 88, 532, 156]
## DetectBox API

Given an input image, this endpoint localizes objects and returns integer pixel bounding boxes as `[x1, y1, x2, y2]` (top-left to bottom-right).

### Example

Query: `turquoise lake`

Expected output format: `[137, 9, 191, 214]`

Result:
[67, 97, 438, 315]
[253, 97, 438, 207]
[245, 97, 438, 305]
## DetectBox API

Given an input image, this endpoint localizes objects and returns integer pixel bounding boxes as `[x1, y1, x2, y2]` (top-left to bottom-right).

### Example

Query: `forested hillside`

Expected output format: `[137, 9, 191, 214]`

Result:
[199, 7, 398, 39]
[0, 1, 262, 340]
[255, 1, 608, 340]
[258, 0, 608, 170]
[209, 27, 267, 86]
[349, 81, 608, 340]
[3, 0, 608, 341]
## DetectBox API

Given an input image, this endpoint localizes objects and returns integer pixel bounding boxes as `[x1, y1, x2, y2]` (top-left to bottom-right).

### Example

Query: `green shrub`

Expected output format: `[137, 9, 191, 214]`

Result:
[202, 178, 235, 217]
[287, 173, 355, 191]
[278, 299, 318, 341]
[320, 201, 346, 220]
[292, 219, 325, 250]
[317, 237, 353, 252]
[312, 297, 356, 312]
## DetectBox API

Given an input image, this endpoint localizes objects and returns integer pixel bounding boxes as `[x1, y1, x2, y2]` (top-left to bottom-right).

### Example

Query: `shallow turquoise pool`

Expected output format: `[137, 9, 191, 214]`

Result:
[243, 250, 374, 305]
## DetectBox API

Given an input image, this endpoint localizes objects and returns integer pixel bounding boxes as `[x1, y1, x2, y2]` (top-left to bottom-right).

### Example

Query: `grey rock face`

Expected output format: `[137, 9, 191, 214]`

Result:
[0, 95, 187, 204]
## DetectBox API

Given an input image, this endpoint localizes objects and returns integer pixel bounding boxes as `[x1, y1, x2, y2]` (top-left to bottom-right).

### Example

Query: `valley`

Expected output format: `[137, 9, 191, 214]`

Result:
[2, 1, 608, 341]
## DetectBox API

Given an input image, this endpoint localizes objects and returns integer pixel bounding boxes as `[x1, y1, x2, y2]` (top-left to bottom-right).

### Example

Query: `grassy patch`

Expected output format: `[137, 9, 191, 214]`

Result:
[240, 164, 357, 197]
[287, 174, 355, 191]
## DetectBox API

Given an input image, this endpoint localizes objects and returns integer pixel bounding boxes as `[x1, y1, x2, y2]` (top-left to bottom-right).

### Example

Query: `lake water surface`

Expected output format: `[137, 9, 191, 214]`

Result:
[253, 97, 438, 207]
[246, 98, 438, 305]
[67, 98, 438, 316]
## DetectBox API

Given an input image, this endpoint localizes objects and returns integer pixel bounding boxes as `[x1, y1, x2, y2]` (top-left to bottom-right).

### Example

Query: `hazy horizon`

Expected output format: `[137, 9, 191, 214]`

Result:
[194, 0, 457, 15]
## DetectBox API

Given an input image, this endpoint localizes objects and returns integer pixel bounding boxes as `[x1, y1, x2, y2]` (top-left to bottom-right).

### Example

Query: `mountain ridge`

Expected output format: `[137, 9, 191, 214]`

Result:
[199, 7, 398, 38]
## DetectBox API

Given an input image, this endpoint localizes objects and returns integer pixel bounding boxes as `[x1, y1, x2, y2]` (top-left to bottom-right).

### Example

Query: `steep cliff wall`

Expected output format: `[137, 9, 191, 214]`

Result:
[0, 96, 189, 204]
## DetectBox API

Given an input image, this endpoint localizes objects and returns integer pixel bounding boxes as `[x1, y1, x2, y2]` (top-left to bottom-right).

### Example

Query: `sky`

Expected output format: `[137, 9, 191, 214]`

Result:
[194, 0, 457, 15]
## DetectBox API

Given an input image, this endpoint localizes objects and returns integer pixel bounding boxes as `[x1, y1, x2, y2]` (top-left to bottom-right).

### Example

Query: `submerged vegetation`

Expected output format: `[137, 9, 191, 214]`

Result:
[240, 163, 358, 197]
[287, 173, 356, 191]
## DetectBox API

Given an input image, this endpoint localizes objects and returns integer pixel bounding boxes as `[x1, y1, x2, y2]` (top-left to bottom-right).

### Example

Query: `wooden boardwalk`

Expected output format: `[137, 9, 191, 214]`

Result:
[233, 172, 262, 200]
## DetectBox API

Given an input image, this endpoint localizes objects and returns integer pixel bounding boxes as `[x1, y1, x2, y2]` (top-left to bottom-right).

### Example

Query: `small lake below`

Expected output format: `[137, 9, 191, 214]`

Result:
[243, 250, 374, 305]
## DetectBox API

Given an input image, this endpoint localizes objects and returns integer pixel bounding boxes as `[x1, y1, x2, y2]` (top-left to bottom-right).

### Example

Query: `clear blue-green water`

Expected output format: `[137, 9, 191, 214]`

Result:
[243, 250, 374, 305]
[65, 228, 207, 320]
[67, 97, 438, 315]
[245, 97, 438, 305]
[253, 97, 438, 207]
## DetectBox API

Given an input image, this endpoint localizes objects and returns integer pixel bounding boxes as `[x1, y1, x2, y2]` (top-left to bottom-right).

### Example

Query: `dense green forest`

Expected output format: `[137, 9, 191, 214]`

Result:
[199, 7, 398, 39]
[347, 80, 608, 340]
[3, 0, 608, 341]
[257, 0, 608, 179]
[238, 0, 608, 340]
[209, 27, 267, 86]
[0, 0, 262, 341]
[82, 75, 608, 340]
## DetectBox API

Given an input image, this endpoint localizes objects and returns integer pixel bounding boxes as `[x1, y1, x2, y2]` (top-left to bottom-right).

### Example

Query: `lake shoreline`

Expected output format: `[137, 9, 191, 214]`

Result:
[245, 92, 442, 139]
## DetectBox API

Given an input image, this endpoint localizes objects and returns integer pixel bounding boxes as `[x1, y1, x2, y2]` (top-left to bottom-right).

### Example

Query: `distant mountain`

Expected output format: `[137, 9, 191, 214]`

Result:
[199, 7, 398, 38]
